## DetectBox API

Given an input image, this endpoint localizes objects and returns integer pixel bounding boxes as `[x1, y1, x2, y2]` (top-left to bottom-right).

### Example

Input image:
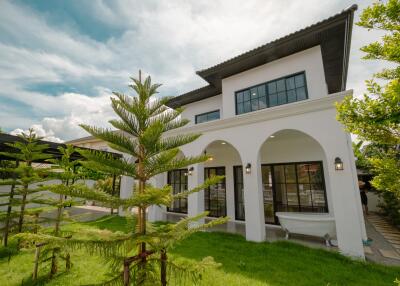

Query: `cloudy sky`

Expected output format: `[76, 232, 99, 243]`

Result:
[0, 0, 387, 142]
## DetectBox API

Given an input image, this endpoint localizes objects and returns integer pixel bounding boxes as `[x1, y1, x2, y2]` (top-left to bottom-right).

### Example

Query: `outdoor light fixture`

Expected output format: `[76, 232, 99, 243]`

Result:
[334, 157, 343, 171]
[204, 150, 213, 161]
[270, 135, 275, 138]
[245, 163, 251, 174]
[221, 142, 226, 145]
[188, 166, 194, 176]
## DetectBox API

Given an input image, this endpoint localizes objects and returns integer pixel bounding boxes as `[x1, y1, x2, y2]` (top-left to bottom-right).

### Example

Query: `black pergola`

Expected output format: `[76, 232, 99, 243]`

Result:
[0, 133, 122, 162]
[0, 132, 122, 215]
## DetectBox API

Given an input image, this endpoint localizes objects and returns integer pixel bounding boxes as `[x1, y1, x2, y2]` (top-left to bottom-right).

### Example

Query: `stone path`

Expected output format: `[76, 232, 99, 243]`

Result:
[365, 213, 400, 265]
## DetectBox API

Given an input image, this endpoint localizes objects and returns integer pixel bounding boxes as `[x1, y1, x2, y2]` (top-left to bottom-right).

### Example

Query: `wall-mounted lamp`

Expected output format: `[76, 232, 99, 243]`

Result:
[188, 166, 194, 176]
[245, 163, 251, 174]
[334, 157, 343, 171]
[204, 150, 213, 161]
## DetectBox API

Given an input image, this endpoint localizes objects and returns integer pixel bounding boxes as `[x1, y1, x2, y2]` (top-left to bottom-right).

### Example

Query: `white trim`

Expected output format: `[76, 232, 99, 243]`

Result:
[167, 90, 352, 136]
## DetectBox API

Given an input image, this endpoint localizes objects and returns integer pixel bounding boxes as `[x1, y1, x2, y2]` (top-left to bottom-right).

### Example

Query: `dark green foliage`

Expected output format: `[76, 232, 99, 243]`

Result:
[337, 0, 400, 222]
[0, 129, 53, 246]
[61, 73, 228, 285]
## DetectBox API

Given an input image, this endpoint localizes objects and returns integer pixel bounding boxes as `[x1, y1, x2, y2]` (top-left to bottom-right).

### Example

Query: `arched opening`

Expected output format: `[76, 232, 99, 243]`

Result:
[258, 129, 330, 224]
[202, 140, 244, 220]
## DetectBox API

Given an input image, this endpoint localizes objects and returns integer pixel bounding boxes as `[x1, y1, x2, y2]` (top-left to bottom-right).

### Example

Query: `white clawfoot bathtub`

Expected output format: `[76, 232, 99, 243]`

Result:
[276, 212, 336, 246]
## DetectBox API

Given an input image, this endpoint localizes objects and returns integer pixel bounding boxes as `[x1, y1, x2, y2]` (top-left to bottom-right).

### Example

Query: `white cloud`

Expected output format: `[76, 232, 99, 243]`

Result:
[10, 124, 63, 143]
[0, 0, 393, 142]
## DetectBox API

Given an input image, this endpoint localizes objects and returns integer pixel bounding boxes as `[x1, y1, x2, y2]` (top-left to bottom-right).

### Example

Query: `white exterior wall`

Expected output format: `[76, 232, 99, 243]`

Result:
[68, 46, 366, 259]
[222, 46, 327, 118]
[181, 94, 222, 126]
[172, 91, 365, 259]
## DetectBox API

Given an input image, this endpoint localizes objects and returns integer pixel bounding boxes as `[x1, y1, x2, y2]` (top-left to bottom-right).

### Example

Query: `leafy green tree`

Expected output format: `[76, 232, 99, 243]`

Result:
[0, 129, 52, 246]
[337, 0, 400, 202]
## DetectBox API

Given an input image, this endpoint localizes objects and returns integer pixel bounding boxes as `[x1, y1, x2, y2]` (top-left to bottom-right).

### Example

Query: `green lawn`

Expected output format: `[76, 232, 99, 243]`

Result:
[0, 215, 399, 286]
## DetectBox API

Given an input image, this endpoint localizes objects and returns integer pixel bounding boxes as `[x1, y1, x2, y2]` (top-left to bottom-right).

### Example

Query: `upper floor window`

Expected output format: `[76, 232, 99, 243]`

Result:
[195, 110, 220, 124]
[235, 72, 308, 115]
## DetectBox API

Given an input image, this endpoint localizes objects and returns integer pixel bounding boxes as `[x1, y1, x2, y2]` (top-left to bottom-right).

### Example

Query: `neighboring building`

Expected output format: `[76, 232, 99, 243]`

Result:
[69, 5, 366, 258]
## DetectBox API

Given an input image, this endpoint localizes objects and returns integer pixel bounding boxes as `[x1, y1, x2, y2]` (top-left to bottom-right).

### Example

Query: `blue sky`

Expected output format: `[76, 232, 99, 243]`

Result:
[0, 0, 387, 142]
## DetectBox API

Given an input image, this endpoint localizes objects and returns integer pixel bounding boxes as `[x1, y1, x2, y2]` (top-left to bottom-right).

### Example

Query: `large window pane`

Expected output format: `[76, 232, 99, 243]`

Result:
[237, 92, 244, 103]
[285, 165, 296, 183]
[250, 87, 258, 100]
[296, 87, 307, 101]
[243, 90, 250, 101]
[295, 74, 305, 87]
[277, 92, 286, 105]
[258, 85, 266, 97]
[286, 77, 295, 90]
[196, 110, 220, 124]
[205, 167, 226, 217]
[251, 99, 259, 111]
[268, 82, 276, 94]
[167, 169, 188, 214]
[235, 72, 308, 115]
[261, 162, 327, 224]
[269, 93, 277, 107]
[287, 90, 296, 103]
[237, 104, 244, 114]
[259, 96, 267, 109]
[244, 101, 251, 113]
[276, 79, 286, 92]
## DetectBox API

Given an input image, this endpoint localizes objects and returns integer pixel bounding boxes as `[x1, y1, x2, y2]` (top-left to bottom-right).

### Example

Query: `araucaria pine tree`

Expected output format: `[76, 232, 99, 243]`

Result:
[44, 72, 227, 285]
[41, 145, 81, 277]
[0, 129, 53, 246]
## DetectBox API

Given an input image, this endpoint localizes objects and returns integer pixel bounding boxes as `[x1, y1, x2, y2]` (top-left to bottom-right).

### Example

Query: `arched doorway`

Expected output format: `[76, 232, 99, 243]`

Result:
[202, 140, 243, 220]
[258, 129, 330, 224]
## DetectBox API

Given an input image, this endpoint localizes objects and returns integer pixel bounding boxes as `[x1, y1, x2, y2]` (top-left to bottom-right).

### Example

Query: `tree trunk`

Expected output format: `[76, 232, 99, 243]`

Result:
[3, 168, 17, 246]
[50, 249, 58, 277]
[65, 253, 71, 270]
[32, 244, 41, 280]
[111, 175, 116, 215]
[160, 249, 167, 286]
[17, 188, 27, 233]
[123, 259, 130, 286]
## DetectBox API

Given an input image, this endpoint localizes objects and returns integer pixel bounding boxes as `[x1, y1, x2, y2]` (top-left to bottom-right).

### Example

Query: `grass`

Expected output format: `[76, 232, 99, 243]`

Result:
[0, 215, 399, 286]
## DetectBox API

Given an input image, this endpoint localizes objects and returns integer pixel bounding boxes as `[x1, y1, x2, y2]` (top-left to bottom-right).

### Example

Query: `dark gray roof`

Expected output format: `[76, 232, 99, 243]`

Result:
[167, 4, 357, 108]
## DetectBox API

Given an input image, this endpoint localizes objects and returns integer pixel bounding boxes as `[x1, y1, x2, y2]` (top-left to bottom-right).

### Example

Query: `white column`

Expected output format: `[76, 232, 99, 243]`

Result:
[187, 163, 205, 227]
[241, 153, 266, 242]
[346, 134, 367, 240]
[326, 143, 365, 259]
[119, 175, 134, 216]
[148, 173, 167, 222]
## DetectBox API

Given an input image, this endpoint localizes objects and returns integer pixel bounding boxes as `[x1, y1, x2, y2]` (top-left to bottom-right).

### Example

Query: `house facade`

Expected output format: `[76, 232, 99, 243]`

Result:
[69, 5, 366, 258]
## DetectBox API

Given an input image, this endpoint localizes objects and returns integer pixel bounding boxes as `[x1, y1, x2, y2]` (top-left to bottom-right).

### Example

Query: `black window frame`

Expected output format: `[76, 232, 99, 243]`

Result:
[195, 110, 220, 124]
[204, 166, 227, 218]
[261, 161, 328, 224]
[167, 169, 188, 214]
[235, 71, 308, 115]
[233, 165, 245, 221]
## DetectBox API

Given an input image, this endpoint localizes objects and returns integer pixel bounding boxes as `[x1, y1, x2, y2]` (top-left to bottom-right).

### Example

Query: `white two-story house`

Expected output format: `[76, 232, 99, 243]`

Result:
[69, 5, 366, 259]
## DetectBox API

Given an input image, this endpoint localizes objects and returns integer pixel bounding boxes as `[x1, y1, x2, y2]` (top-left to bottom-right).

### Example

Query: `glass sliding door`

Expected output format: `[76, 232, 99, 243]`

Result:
[233, 166, 245, 221]
[204, 167, 226, 217]
[261, 161, 328, 224]
[167, 169, 188, 214]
